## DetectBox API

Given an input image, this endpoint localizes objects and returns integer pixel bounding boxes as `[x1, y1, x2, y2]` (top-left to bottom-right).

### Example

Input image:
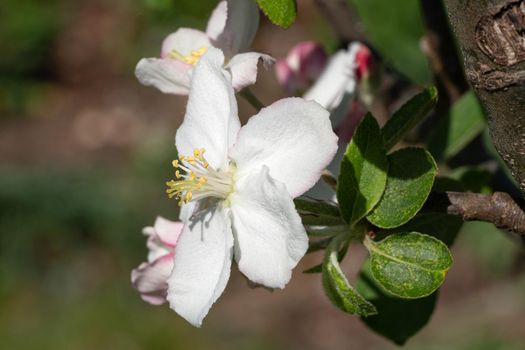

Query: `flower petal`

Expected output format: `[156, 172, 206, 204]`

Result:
[175, 47, 240, 170]
[225, 52, 275, 91]
[161, 28, 211, 58]
[143, 217, 182, 262]
[303, 49, 356, 111]
[135, 58, 191, 95]
[230, 166, 308, 289]
[205, 1, 227, 42]
[275, 59, 302, 94]
[179, 200, 198, 222]
[153, 216, 183, 247]
[131, 254, 173, 305]
[230, 97, 338, 197]
[207, 0, 260, 58]
[294, 41, 327, 81]
[167, 207, 233, 327]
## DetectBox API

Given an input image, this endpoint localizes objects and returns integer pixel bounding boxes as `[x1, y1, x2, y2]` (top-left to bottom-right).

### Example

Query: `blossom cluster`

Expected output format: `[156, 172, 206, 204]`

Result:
[131, 0, 374, 327]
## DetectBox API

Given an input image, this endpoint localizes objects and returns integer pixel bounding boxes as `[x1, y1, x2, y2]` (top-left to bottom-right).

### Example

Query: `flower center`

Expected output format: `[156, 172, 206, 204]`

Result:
[168, 47, 208, 66]
[166, 148, 234, 206]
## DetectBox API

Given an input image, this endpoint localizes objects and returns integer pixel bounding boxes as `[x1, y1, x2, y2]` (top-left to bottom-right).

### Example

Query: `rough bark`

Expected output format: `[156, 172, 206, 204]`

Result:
[443, 0, 525, 194]
[428, 191, 525, 236]
[446, 191, 525, 235]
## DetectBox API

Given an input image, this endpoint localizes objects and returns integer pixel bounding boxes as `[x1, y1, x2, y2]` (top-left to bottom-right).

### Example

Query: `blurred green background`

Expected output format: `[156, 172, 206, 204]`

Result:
[1, 0, 524, 349]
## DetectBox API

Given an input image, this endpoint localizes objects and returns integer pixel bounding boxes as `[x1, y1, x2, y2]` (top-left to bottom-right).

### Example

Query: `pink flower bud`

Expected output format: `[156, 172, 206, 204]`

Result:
[131, 217, 183, 305]
[275, 41, 327, 94]
[354, 44, 374, 81]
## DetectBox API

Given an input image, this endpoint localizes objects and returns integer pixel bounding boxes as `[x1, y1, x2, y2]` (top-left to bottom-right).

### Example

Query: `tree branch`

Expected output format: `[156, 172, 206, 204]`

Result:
[430, 191, 525, 236]
[443, 0, 525, 194]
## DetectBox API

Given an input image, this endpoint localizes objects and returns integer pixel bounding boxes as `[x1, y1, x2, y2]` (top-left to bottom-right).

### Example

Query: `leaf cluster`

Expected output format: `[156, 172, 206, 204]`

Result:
[299, 88, 465, 344]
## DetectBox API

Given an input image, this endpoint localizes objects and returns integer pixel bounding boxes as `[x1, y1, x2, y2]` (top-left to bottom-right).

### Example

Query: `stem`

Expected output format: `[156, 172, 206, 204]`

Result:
[427, 191, 525, 237]
[240, 88, 264, 112]
[321, 170, 338, 192]
[363, 234, 376, 253]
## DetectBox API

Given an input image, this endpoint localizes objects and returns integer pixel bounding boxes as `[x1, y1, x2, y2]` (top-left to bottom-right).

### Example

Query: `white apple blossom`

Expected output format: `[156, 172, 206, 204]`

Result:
[135, 0, 274, 95]
[164, 47, 338, 327]
[303, 42, 367, 126]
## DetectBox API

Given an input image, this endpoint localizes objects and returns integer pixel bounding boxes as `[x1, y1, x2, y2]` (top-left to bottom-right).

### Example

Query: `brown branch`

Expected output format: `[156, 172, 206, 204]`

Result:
[431, 191, 525, 236]
[443, 0, 525, 194]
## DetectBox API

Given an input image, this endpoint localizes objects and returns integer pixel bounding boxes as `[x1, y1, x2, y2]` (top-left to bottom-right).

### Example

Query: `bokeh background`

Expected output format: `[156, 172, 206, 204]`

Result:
[1, 0, 524, 349]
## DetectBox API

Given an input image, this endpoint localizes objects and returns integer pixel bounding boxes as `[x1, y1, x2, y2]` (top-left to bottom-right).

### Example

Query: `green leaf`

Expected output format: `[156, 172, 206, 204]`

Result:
[256, 0, 296, 28]
[337, 114, 388, 225]
[428, 90, 486, 160]
[364, 232, 453, 298]
[322, 236, 378, 316]
[382, 213, 463, 247]
[297, 198, 344, 226]
[348, 0, 431, 85]
[367, 148, 437, 229]
[356, 260, 438, 345]
[382, 87, 438, 150]
[294, 198, 340, 217]
[306, 237, 332, 253]
[299, 215, 344, 226]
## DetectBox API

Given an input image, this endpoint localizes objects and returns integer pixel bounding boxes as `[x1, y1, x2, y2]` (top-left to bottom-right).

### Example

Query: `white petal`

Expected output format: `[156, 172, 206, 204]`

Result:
[225, 52, 275, 91]
[206, 1, 227, 42]
[208, 0, 260, 58]
[161, 28, 211, 58]
[135, 58, 191, 95]
[179, 200, 198, 222]
[303, 49, 357, 111]
[230, 166, 308, 289]
[230, 97, 338, 197]
[175, 47, 240, 170]
[167, 206, 233, 327]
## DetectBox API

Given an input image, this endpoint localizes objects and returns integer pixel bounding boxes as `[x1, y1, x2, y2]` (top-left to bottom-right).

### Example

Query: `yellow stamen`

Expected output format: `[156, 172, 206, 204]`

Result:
[166, 147, 233, 206]
[168, 47, 208, 66]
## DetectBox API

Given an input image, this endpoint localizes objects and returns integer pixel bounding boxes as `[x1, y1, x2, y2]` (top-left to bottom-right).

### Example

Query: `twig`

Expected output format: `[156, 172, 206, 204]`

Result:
[429, 191, 525, 236]
[239, 88, 264, 112]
